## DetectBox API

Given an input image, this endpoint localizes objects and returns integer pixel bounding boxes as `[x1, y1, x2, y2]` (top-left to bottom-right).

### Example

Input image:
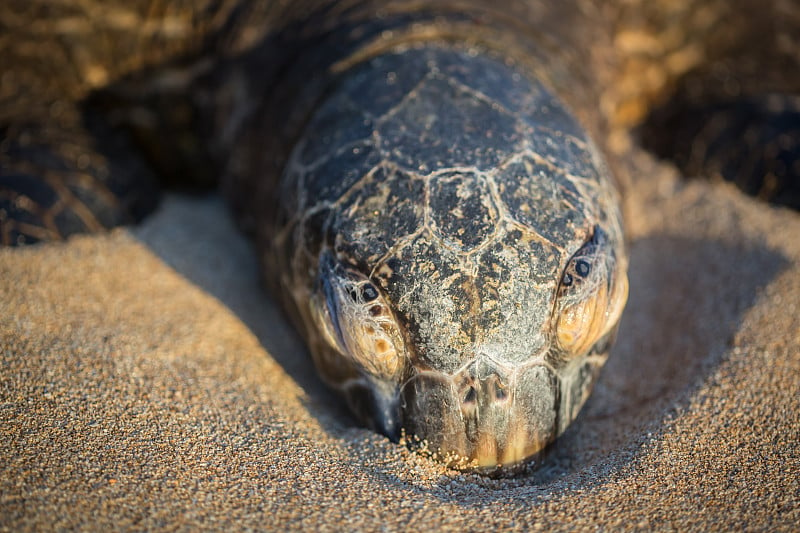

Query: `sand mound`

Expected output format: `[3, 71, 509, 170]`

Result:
[2, 156, 798, 530]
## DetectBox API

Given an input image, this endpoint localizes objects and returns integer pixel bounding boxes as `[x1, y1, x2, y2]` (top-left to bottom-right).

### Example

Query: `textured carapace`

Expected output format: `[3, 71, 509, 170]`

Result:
[270, 45, 627, 469]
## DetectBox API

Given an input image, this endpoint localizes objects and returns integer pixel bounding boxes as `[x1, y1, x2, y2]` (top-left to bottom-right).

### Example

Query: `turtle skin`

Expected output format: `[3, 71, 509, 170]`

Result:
[1, 0, 798, 470]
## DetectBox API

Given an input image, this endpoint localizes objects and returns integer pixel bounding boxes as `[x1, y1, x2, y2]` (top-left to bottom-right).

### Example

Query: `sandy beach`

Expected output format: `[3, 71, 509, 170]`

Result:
[2, 150, 799, 530]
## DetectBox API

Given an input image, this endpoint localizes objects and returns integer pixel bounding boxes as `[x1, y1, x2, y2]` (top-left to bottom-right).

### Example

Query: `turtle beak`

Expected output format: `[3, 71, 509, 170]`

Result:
[343, 379, 402, 442]
[399, 362, 559, 469]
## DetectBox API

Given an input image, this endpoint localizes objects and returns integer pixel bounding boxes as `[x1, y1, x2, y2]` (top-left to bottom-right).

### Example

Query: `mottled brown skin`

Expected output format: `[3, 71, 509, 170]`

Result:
[1, 1, 798, 469]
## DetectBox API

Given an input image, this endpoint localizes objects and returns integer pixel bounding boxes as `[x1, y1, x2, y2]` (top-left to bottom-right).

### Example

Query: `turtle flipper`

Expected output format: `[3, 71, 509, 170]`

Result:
[608, 0, 800, 210]
[0, 0, 229, 246]
[0, 112, 160, 246]
[641, 93, 800, 210]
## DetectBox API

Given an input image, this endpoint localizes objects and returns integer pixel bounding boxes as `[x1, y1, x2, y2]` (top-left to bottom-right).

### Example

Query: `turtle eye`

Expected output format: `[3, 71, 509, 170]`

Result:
[311, 254, 407, 380]
[346, 282, 379, 303]
[554, 228, 628, 357]
[360, 283, 379, 302]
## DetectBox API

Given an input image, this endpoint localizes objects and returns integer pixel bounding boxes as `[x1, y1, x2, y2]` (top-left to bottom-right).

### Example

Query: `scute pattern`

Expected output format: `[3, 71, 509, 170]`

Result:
[432, 50, 545, 117]
[344, 53, 431, 119]
[302, 143, 382, 206]
[528, 132, 602, 181]
[298, 98, 375, 166]
[378, 74, 524, 172]
[378, 234, 466, 373]
[496, 155, 592, 247]
[334, 166, 426, 268]
[428, 171, 499, 252]
[473, 228, 561, 362]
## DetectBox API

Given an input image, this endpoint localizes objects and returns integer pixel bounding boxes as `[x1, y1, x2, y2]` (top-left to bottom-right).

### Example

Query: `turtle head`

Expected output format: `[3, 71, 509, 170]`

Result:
[275, 44, 628, 470]
[306, 225, 627, 470]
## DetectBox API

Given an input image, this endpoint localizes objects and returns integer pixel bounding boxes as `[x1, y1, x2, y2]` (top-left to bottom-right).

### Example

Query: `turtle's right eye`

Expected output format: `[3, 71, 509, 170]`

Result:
[360, 283, 379, 302]
[554, 228, 628, 357]
[311, 254, 408, 380]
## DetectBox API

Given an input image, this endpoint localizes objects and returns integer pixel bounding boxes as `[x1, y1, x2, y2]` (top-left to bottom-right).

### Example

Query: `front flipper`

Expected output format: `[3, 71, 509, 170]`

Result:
[641, 92, 800, 210]
[0, 109, 160, 245]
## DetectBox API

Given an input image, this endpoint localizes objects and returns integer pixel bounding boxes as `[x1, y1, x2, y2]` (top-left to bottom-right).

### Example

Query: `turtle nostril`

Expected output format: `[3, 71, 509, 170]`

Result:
[487, 375, 509, 402]
[463, 386, 478, 404]
[493, 381, 508, 402]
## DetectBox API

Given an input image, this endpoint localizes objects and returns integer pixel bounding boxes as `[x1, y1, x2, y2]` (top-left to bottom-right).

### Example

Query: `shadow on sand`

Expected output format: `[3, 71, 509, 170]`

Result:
[134, 194, 789, 500]
[132, 194, 355, 432]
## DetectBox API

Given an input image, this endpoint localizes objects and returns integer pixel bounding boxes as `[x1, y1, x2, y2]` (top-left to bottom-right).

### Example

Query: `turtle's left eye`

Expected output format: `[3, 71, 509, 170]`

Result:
[554, 228, 628, 357]
[311, 254, 408, 380]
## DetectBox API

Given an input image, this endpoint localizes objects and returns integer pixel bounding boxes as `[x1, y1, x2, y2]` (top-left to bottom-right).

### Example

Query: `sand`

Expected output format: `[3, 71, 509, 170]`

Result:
[2, 151, 799, 530]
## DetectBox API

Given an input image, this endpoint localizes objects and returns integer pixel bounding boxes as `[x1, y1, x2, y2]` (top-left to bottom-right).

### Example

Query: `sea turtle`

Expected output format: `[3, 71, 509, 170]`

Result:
[1, 1, 797, 470]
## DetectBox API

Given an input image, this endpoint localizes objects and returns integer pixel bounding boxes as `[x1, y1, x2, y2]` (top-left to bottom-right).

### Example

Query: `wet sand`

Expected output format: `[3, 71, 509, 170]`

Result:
[2, 153, 799, 530]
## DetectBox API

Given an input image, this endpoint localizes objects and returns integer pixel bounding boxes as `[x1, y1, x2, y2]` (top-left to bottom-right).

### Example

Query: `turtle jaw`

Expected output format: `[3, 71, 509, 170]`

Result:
[341, 378, 403, 442]
[399, 361, 560, 470]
